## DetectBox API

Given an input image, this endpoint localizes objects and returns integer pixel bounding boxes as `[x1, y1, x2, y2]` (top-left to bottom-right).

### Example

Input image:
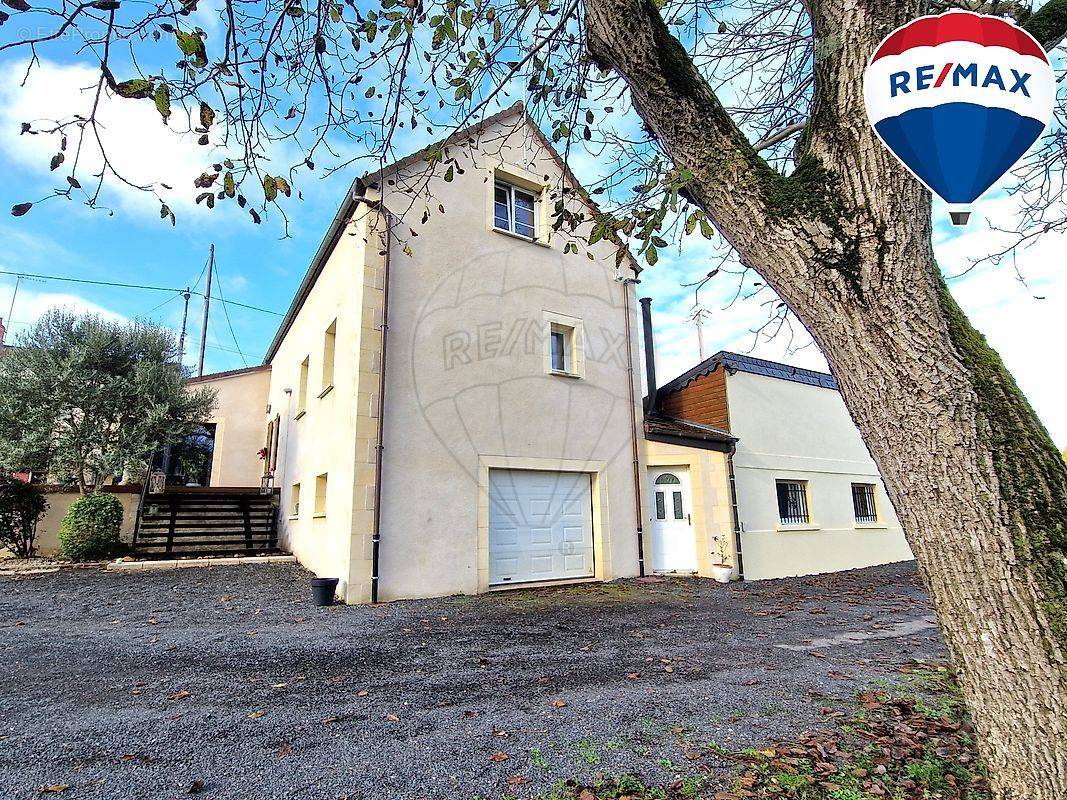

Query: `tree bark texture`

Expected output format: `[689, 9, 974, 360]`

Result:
[584, 0, 1067, 796]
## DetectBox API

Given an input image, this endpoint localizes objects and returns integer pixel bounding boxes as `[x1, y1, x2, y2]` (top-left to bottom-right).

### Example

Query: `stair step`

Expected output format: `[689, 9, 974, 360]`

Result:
[140, 517, 275, 527]
[135, 546, 277, 550]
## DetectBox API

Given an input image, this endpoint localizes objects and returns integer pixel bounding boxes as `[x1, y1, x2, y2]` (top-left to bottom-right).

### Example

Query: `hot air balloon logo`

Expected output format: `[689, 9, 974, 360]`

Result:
[863, 10, 1055, 225]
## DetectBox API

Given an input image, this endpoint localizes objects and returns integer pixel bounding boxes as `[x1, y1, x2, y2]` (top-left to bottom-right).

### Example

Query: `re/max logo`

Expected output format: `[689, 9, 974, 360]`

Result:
[889, 63, 1032, 97]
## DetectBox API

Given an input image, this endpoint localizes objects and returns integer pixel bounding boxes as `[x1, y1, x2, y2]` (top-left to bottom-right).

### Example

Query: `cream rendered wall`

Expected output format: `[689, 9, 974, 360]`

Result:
[727, 371, 913, 580]
[266, 208, 377, 595]
[373, 115, 644, 601]
[28, 488, 140, 557]
[642, 439, 734, 578]
[190, 367, 271, 487]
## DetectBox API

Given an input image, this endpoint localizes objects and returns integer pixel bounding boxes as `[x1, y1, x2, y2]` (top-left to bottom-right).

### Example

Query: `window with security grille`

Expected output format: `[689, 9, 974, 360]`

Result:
[776, 480, 809, 526]
[852, 483, 878, 523]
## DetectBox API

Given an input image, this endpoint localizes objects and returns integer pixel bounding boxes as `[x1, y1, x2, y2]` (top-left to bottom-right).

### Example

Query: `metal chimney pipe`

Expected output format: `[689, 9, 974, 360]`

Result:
[639, 297, 658, 414]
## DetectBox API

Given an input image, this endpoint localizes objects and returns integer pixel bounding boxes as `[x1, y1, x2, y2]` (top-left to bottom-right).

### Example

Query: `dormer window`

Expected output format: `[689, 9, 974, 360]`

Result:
[494, 181, 537, 238]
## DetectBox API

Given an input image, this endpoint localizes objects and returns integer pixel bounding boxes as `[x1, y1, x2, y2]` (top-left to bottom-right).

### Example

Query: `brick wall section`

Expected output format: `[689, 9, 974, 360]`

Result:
[660, 367, 731, 431]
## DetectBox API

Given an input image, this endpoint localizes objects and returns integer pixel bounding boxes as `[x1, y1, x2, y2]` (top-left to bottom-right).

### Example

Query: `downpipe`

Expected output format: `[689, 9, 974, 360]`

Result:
[621, 276, 646, 577]
[369, 202, 393, 605]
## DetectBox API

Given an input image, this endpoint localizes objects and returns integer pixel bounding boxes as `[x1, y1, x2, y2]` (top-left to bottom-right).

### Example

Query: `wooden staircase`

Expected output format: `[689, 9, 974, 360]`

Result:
[133, 488, 280, 558]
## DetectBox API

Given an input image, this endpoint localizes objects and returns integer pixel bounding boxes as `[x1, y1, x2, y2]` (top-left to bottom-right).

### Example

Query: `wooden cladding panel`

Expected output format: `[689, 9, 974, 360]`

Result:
[659, 368, 730, 431]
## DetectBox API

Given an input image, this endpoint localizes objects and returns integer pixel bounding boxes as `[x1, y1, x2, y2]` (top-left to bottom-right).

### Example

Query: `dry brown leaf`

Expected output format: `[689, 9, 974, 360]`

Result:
[169, 690, 191, 701]
[385, 713, 400, 722]
[506, 775, 528, 785]
[551, 699, 567, 708]
[39, 786, 69, 795]
[489, 751, 509, 762]
[247, 710, 266, 719]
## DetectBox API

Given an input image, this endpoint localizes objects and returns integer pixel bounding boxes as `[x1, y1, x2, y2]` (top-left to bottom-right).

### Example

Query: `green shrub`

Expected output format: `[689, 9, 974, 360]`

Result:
[0, 476, 48, 558]
[59, 493, 124, 561]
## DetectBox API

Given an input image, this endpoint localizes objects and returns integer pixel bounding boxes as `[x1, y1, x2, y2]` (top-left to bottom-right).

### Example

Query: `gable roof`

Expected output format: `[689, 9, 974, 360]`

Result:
[263, 103, 636, 364]
[658, 351, 838, 394]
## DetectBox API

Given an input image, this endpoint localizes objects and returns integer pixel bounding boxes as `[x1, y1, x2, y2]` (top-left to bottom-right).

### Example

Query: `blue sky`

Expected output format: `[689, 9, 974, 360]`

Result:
[1, 53, 1065, 448]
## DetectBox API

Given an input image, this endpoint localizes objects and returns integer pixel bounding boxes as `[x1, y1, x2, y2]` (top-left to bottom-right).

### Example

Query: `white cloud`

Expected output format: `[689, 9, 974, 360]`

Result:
[0, 59, 237, 219]
[0, 279, 127, 342]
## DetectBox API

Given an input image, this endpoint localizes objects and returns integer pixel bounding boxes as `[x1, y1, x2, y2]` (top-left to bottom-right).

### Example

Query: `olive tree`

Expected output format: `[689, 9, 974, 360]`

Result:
[0, 309, 216, 492]
[1, 0, 1066, 793]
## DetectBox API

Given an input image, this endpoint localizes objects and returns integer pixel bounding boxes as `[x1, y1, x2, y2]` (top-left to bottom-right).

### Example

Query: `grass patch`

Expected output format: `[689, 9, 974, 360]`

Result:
[530, 665, 987, 800]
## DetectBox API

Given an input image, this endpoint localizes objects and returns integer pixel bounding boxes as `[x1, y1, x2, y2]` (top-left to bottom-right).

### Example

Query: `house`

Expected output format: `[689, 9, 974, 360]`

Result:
[647, 345, 913, 581]
[147, 103, 912, 601]
[191, 103, 648, 604]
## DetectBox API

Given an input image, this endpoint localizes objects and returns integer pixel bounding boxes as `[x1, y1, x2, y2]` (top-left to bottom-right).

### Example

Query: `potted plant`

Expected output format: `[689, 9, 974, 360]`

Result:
[710, 536, 733, 584]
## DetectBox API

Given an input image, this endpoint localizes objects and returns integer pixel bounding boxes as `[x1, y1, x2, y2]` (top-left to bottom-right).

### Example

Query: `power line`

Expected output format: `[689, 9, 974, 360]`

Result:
[0, 269, 283, 317]
[210, 258, 249, 367]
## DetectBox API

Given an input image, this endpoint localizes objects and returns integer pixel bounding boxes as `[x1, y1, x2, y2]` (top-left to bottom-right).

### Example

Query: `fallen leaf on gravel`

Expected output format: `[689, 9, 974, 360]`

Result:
[39, 785, 68, 794]
[551, 699, 567, 708]
[276, 742, 292, 758]
[169, 690, 190, 701]
[247, 710, 266, 719]
[663, 665, 675, 673]
[626, 673, 640, 680]
[357, 690, 369, 697]
[188, 779, 205, 794]
[385, 713, 399, 722]
[489, 751, 509, 762]
[579, 790, 597, 800]
[320, 716, 338, 725]
[809, 651, 827, 658]
[684, 749, 701, 760]
[506, 775, 528, 785]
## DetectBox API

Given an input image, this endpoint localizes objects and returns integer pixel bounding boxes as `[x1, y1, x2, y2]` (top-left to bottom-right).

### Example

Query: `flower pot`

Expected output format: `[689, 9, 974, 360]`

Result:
[710, 564, 733, 584]
[311, 577, 339, 606]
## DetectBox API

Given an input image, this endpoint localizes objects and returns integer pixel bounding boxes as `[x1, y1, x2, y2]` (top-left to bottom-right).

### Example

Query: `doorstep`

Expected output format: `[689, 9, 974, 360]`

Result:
[108, 554, 297, 572]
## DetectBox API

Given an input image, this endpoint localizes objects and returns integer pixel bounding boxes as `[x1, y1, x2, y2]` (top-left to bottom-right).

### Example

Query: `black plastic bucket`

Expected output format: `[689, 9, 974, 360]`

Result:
[311, 577, 339, 606]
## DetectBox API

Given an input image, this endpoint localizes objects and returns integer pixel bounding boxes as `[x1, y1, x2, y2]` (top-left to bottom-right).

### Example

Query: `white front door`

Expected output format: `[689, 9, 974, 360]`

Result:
[649, 468, 697, 573]
[488, 469, 595, 586]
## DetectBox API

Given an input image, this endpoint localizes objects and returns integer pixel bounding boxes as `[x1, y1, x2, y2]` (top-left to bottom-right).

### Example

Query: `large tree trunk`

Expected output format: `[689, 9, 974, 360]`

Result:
[584, 0, 1067, 795]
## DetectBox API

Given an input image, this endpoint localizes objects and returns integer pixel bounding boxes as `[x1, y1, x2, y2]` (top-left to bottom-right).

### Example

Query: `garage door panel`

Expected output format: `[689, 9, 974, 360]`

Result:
[489, 469, 595, 586]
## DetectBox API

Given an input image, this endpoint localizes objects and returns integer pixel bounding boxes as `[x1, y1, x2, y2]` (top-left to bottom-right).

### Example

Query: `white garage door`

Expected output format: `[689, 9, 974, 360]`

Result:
[488, 469, 594, 586]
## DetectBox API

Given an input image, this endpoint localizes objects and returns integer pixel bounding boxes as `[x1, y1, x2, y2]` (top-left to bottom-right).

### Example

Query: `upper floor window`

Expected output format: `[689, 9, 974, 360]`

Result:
[776, 479, 810, 526]
[296, 356, 309, 417]
[321, 319, 337, 395]
[852, 482, 878, 523]
[550, 325, 571, 372]
[543, 311, 583, 378]
[494, 181, 537, 238]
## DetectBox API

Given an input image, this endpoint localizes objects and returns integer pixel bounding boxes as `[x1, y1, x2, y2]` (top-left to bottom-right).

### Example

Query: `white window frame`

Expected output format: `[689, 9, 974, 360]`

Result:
[494, 180, 538, 239]
[542, 311, 584, 379]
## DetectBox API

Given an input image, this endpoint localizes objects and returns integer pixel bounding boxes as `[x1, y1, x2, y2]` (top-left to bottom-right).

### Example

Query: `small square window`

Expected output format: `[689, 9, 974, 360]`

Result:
[549, 323, 575, 374]
[290, 483, 301, 517]
[494, 180, 538, 238]
[852, 483, 878, 523]
[776, 480, 809, 526]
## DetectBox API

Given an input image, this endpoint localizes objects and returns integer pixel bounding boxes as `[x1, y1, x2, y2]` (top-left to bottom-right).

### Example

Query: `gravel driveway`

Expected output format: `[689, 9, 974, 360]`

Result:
[0, 561, 945, 799]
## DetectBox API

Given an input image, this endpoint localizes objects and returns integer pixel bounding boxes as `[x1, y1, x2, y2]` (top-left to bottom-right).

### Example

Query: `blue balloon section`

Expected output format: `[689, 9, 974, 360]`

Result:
[875, 103, 1044, 204]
